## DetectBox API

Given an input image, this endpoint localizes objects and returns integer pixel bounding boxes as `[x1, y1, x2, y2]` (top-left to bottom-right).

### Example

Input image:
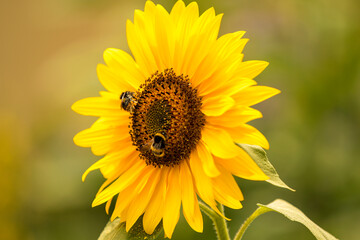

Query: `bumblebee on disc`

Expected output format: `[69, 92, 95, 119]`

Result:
[150, 132, 166, 158]
[140, 132, 166, 158]
[120, 91, 135, 112]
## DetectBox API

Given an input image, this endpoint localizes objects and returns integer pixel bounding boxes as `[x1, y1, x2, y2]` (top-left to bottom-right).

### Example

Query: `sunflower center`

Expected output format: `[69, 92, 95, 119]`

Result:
[129, 69, 205, 167]
[145, 100, 171, 135]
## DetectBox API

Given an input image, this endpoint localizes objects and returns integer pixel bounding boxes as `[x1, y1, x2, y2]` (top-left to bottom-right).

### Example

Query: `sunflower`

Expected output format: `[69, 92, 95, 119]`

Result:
[72, 0, 279, 238]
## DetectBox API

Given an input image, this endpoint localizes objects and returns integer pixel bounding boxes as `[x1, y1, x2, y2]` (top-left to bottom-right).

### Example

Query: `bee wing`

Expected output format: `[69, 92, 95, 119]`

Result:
[141, 138, 154, 152]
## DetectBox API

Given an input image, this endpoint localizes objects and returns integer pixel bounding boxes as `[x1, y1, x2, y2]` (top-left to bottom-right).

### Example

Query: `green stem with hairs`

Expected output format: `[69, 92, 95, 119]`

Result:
[199, 202, 230, 240]
[233, 207, 272, 240]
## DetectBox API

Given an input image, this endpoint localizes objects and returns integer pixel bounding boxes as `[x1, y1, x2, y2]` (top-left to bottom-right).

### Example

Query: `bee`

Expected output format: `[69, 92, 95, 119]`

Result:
[151, 132, 166, 157]
[141, 132, 167, 158]
[120, 91, 135, 112]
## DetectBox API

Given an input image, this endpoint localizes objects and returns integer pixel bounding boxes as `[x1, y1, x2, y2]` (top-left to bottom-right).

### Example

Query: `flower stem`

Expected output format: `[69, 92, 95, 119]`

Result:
[199, 202, 230, 240]
[234, 207, 271, 240]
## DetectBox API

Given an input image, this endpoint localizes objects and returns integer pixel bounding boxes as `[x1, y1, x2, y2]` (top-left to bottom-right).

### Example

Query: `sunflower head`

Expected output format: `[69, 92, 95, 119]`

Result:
[72, 0, 280, 238]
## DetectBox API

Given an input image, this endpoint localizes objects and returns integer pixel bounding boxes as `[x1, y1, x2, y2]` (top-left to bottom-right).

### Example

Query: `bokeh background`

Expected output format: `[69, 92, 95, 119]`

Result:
[1, 0, 359, 239]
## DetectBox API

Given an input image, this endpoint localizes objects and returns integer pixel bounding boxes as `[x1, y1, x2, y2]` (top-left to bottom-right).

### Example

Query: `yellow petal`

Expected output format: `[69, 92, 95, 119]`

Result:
[213, 31, 247, 59]
[91, 116, 130, 129]
[233, 85, 280, 107]
[215, 166, 244, 200]
[201, 125, 242, 159]
[125, 168, 159, 231]
[112, 169, 161, 223]
[189, 154, 215, 207]
[89, 133, 128, 156]
[98, 91, 120, 100]
[119, 208, 129, 223]
[132, 2, 168, 72]
[194, 7, 218, 39]
[105, 197, 113, 215]
[126, 19, 158, 77]
[143, 167, 169, 234]
[73, 125, 127, 147]
[132, 169, 154, 194]
[71, 96, 123, 117]
[192, 31, 247, 94]
[194, 55, 238, 97]
[100, 149, 139, 180]
[190, 194, 203, 232]
[97, 64, 136, 94]
[111, 179, 141, 221]
[103, 48, 145, 89]
[96, 173, 122, 201]
[163, 166, 181, 238]
[82, 141, 135, 181]
[225, 124, 270, 149]
[204, 77, 257, 100]
[234, 60, 269, 79]
[214, 149, 269, 181]
[179, 8, 222, 78]
[213, 189, 243, 209]
[180, 162, 203, 233]
[95, 156, 140, 196]
[195, 141, 220, 177]
[73, 124, 130, 156]
[189, 153, 228, 219]
[170, 0, 186, 22]
[172, 1, 199, 68]
[154, 4, 175, 70]
[201, 95, 235, 117]
[212, 166, 244, 209]
[92, 160, 147, 206]
[207, 106, 262, 128]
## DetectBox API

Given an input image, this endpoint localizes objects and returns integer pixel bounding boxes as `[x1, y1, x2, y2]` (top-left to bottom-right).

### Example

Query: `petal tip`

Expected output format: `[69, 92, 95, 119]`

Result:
[91, 199, 98, 208]
[81, 173, 87, 182]
[71, 100, 83, 114]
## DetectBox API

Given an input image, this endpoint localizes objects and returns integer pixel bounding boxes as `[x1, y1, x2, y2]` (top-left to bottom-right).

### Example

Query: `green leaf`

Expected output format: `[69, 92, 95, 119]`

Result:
[257, 199, 338, 240]
[98, 216, 163, 240]
[237, 143, 295, 191]
[234, 199, 338, 240]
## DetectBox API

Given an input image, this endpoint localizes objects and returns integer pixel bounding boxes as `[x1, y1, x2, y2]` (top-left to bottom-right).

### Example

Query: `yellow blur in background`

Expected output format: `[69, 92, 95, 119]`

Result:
[1, 0, 359, 239]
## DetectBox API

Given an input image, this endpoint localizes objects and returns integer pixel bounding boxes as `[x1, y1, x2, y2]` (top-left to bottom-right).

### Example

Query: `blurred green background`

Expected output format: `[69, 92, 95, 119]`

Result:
[1, 0, 359, 239]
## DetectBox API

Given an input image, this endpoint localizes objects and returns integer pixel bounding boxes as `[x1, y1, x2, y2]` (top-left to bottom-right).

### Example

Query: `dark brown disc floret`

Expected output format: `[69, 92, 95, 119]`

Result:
[129, 69, 205, 167]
